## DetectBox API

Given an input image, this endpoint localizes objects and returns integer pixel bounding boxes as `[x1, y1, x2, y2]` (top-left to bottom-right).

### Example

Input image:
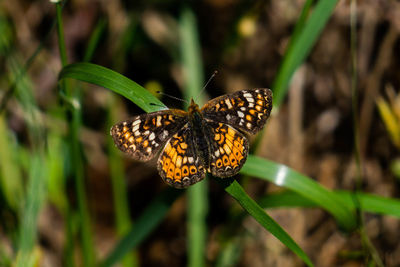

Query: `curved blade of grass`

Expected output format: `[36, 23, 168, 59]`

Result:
[241, 155, 357, 231]
[101, 188, 183, 267]
[58, 62, 165, 113]
[272, 0, 338, 108]
[258, 190, 400, 219]
[218, 179, 313, 267]
[179, 7, 208, 267]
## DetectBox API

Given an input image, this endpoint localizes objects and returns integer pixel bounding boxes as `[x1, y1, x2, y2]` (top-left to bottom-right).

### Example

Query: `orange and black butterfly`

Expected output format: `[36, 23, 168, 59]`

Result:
[111, 88, 272, 188]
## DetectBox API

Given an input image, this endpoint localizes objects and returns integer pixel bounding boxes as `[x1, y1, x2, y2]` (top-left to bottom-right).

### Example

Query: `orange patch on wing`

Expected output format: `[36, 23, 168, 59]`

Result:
[232, 146, 244, 162]
[216, 159, 223, 168]
[124, 132, 131, 139]
[182, 166, 189, 177]
[222, 155, 229, 166]
[229, 153, 238, 167]
[180, 142, 188, 149]
[217, 134, 225, 145]
[174, 168, 182, 181]
[143, 140, 149, 147]
[189, 166, 197, 174]
[163, 157, 171, 172]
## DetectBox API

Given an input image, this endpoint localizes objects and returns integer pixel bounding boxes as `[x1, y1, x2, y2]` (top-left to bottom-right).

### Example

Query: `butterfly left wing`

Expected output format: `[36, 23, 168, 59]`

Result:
[201, 88, 272, 135]
[110, 109, 188, 161]
[157, 124, 206, 188]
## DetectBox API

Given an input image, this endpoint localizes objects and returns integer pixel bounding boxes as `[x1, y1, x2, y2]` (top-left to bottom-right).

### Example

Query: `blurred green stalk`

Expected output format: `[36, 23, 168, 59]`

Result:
[55, 2, 95, 266]
[179, 7, 208, 267]
[107, 96, 138, 267]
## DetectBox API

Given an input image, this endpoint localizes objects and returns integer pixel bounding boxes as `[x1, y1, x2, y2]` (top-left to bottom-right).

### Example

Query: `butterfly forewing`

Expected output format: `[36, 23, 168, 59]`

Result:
[157, 124, 206, 188]
[110, 109, 188, 161]
[205, 121, 249, 178]
[201, 88, 272, 135]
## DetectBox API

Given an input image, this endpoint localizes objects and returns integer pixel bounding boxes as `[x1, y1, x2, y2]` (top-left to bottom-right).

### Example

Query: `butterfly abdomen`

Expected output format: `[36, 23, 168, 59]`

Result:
[189, 111, 211, 168]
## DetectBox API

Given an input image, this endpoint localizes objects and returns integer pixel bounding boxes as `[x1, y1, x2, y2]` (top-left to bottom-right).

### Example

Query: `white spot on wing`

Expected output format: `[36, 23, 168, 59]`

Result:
[237, 111, 244, 118]
[226, 114, 231, 120]
[149, 132, 155, 141]
[243, 93, 252, 98]
[156, 116, 162, 127]
[132, 119, 141, 126]
[161, 130, 169, 140]
[225, 99, 233, 109]
[188, 157, 194, 164]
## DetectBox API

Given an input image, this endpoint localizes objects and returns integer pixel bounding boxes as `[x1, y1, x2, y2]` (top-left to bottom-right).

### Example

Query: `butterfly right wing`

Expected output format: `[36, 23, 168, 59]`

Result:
[157, 124, 206, 188]
[110, 109, 188, 161]
[201, 88, 272, 135]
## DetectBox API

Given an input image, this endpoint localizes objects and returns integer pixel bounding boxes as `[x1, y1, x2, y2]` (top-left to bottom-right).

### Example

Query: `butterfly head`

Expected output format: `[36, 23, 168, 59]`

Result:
[188, 98, 200, 114]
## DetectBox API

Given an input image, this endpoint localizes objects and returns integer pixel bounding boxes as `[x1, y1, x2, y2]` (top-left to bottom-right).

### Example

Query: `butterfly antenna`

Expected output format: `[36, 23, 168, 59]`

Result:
[156, 91, 189, 104]
[195, 70, 218, 100]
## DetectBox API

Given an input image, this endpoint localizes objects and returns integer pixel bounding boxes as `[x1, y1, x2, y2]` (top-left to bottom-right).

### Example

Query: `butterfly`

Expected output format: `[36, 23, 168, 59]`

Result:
[110, 88, 273, 188]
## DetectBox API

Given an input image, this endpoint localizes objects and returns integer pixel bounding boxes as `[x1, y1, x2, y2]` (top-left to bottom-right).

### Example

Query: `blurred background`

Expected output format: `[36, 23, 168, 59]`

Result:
[1, 0, 400, 266]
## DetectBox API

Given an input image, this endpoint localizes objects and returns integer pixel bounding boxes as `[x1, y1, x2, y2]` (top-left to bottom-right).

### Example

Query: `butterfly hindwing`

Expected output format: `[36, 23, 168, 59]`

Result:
[110, 109, 188, 161]
[157, 124, 206, 188]
[201, 88, 272, 135]
[205, 121, 249, 178]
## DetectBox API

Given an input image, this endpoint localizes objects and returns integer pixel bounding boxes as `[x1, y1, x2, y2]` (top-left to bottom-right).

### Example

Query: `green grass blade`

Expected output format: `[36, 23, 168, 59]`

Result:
[272, 0, 338, 108]
[101, 188, 183, 267]
[219, 180, 313, 267]
[107, 95, 138, 267]
[179, 7, 208, 267]
[83, 19, 107, 62]
[56, 2, 95, 265]
[258, 190, 317, 209]
[15, 155, 46, 267]
[58, 62, 165, 113]
[338, 191, 400, 218]
[258, 190, 400, 219]
[241, 155, 357, 231]
[0, 114, 23, 210]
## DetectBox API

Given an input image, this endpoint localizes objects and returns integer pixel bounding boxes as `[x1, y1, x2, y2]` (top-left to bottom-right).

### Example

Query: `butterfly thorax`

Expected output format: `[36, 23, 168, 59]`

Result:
[188, 98, 200, 114]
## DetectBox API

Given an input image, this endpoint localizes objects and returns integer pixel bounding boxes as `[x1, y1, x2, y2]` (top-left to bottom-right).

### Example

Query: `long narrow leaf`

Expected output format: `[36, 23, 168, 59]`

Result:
[258, 190, 400, 219]
[59, 63, 165, 113]
[219, 179, 313, 267]
[241, 155, 357, 231]
[272, 0, 338, 107]
[101, 188, 183, 267]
